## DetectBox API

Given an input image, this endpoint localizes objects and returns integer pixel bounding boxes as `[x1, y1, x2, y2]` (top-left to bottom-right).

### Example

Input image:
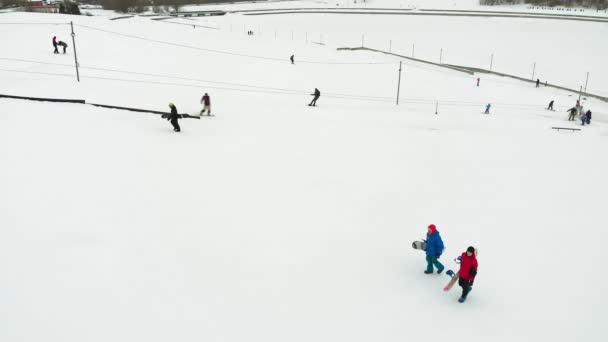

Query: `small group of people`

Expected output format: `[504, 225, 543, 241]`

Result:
[52, 36, 68, 54]
[165, 92, 213, 132]
[247, 30, 254, 36]
[566, 99, 592, 125]
[423, 224, 478, 303]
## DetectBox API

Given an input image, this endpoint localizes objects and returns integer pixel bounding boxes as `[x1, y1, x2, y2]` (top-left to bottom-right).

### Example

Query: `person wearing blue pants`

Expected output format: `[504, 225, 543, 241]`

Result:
[424, 224, 445, 274]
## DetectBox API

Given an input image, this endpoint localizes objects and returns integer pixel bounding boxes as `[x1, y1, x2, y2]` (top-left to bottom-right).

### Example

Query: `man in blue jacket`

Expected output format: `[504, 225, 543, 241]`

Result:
[424, 224, 445, 274]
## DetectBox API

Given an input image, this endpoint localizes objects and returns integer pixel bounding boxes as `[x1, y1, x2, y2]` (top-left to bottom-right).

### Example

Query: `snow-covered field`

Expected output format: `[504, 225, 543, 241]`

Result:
[1, 1, 608, 341]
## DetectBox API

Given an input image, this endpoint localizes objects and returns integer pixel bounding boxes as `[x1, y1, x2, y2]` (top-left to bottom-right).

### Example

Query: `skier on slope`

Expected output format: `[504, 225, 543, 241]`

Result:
[457, 246, 478, 303]
[547, 100, 554, 110]
[290, 54, 295, 64]
[567, 107, 577, 121]
[308, 88, 320, 106]
[581, 111, 587, 126]
[424, 224, 445, 274]
[585, 110, 591, 125]
[536, 78, 540, 88]
[200, 93, 211, 116]
[484, 103, 491, 114]
[168, 102, 181, 132]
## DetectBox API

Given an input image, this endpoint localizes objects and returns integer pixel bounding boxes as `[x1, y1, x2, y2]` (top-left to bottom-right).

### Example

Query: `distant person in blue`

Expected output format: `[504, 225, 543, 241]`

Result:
[424, 224, 445, 274]
[484, 103, 491, 114]
[581, 111, 587, 126]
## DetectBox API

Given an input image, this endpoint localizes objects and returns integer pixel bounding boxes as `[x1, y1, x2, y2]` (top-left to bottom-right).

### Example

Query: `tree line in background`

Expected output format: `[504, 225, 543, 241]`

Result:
[1, 0, 81, 13]
[99, 0, 239, 13]
[480, 0, 608, 10]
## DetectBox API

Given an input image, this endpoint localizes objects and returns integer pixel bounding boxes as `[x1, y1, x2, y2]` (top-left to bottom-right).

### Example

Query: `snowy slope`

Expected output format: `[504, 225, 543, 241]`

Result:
[1, 8, 608, 342]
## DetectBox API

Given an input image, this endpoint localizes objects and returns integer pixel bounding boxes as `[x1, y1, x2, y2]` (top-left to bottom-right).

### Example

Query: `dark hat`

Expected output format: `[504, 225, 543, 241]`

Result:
[467, 246, 475, 253]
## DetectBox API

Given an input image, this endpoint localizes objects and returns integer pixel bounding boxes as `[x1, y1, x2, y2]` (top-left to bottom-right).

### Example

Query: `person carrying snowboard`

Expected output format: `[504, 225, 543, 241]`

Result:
[308, 88, 320, 107]
[52, 36, 59, 54]
[457, 246, 478, 303]
[567, 107, 577, 121]
[547, 100, 554, 110]
[168, 102, 181, 132]
[424, 224, 445, 274]
[57, 41, 68, 54]
[200, 93, 211, 116]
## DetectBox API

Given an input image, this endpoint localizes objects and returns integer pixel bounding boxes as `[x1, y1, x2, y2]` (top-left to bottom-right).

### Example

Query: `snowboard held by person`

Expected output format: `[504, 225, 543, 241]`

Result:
[424, 224, 445, 274]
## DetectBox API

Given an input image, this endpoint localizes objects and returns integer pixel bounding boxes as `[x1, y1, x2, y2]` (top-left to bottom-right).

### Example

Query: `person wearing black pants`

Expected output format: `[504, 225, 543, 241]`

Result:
[168, 103, 180, 132]
[58, 41, 68, 54]
[308, 88, 320, 106]
[52, 36, 59, 54]
[547, 100, 554, 110]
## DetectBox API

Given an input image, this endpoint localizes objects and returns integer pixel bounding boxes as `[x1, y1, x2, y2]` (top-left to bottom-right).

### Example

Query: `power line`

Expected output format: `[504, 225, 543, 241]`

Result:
[73, 24, 395, 65]
[0, 67, 554, 111]
[0, 56, 396, 101]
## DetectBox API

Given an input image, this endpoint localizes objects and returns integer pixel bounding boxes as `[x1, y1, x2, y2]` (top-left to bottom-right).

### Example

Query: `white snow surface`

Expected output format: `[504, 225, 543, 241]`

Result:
[1, 4, 608, 342]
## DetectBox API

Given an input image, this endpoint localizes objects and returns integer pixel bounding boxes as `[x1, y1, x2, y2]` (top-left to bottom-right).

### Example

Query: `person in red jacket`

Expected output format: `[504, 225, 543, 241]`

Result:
[52, 36, 59, 54]
[458, 246, 478, 303]
[200, 93, 211, 116]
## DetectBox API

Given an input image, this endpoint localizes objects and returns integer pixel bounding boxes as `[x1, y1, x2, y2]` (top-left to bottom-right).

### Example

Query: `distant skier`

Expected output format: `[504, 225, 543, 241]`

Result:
[536, 78, 540, 88]
[308, 88, 320, 106]
[585, 110, 591, 125]
[168, 102, 181, 132]
[290, 54, 294, 64]
[200, 93, 211, 116]
[424, 224, 445, 274]
[581, 111, 587, 126]
[457, 246, 478, 303]
[476, 77, 480, 87]
[567, 107, 577, 121]
[52, 36, 59, 54]
[547, 100, 554, 110]
[484, 103, 491, 114]
[57, 41, 68, 54]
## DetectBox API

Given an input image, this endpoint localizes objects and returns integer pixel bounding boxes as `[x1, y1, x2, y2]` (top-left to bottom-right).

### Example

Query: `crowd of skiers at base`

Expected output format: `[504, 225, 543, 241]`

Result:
[424, 224, 478, 303]
[564, 99, 592, 126]
[52, 36, 68, 54]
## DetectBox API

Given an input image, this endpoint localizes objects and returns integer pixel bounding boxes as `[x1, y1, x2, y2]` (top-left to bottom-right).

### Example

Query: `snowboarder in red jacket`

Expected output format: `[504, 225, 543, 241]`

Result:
[458, 246, 478, 302]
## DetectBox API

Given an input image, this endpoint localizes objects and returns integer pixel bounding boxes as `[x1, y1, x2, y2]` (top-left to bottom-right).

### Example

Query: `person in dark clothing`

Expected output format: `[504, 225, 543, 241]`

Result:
[200, 93, 211, 116]
[586, 110, 591, 124]
[547, 100, 554, 110]
[57, 41, 68, 54]
[290, 54, 294, 64]
[567, 107, 577, 121]
[52, 36, 59, 54]
[308, 88, 320, 106]
[168, 103, 180, 132]
[536, 78, 540, 87]
[457, 246, 478, 303]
